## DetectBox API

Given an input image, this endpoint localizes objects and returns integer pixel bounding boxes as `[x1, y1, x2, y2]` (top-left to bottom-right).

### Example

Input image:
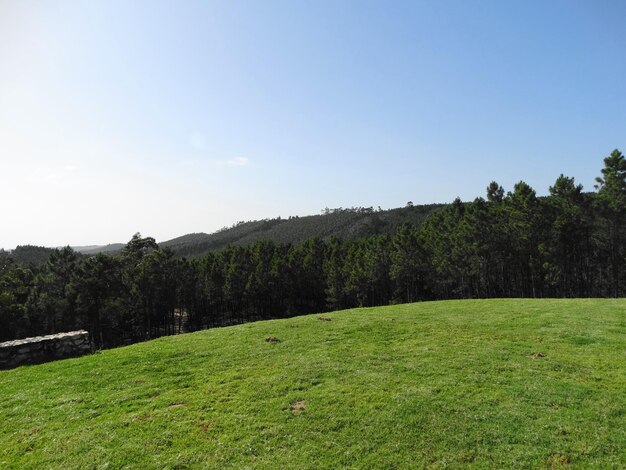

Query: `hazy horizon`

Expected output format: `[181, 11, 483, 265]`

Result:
[1, 203, 421, 250]
[2, 0, 624, 249]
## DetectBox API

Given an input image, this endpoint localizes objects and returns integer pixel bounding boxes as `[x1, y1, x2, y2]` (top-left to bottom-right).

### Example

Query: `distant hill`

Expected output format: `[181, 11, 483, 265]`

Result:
[8, 204, 445, 262]
[160, 203, 445, 257]
[6, 244, 125, 267]
[72, 244, 125, 255]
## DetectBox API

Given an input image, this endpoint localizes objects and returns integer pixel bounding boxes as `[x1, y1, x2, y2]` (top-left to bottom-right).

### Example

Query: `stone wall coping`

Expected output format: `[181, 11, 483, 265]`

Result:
[0, 330, 89, 349]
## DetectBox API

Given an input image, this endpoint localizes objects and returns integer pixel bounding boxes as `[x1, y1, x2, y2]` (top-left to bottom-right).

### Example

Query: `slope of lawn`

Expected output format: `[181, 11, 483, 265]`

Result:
[1, 299, 625, 468]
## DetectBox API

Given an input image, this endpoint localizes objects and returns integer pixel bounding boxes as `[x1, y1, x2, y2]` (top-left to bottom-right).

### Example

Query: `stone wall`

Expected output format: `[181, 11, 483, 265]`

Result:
[0, 330, 92, 369]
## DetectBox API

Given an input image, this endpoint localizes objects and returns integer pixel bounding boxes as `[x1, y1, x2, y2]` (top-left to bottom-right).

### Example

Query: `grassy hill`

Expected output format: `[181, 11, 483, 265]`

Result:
[1, 299, 625, 468]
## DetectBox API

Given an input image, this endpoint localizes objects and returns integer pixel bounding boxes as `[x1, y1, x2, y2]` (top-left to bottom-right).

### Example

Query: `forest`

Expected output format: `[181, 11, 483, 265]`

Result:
[1, 149, 624, 348]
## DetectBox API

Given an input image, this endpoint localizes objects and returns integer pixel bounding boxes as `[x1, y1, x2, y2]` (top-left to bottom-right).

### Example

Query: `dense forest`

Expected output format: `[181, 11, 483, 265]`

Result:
[1, 149, 625, 348]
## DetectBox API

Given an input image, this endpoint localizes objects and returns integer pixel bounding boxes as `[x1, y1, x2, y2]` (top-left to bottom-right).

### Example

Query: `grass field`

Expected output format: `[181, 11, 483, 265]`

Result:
[1, 299, 625, 468]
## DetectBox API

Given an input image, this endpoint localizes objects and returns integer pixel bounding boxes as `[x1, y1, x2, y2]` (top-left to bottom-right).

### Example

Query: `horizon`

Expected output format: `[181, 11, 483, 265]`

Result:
[2, 0, 624, 249]
[2, 200, 439, 250]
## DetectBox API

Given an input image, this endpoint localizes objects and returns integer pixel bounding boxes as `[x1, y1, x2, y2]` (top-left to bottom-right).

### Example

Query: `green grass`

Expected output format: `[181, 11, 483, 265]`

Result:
[1, 299, 626, 469]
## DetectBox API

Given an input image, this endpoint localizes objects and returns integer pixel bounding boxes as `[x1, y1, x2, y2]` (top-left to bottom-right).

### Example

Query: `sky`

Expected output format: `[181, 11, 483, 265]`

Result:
[1, 0, 625, 249]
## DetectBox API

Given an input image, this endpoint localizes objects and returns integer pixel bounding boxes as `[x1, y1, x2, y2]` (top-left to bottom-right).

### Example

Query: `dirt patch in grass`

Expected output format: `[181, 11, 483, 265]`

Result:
[15, 427, 41, 442]
[528, 352, 546, 359]
[197, 422, 215, 431]
[547, 453, 570, 468]
[318, 317, 332, 322]
[132, 412, 153, 423]
[167, 402, 186, 409]
[265, 336, 281, 343]
[290, 400, 307, 414]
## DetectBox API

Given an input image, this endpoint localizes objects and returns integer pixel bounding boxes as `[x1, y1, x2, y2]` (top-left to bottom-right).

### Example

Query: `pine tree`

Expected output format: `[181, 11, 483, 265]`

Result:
[594, 149, 626, 296]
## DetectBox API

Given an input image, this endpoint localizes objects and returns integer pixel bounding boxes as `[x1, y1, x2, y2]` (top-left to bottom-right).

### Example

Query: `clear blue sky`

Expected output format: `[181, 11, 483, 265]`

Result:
[1, 0, 624, 248]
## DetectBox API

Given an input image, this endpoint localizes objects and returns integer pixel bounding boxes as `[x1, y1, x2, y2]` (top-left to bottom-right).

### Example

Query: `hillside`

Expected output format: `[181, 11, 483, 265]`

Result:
[1, 299, 625, 468]
[29, 203, 444, 258]
[160, 203, 444, 257]
[73, 244, 125, 255]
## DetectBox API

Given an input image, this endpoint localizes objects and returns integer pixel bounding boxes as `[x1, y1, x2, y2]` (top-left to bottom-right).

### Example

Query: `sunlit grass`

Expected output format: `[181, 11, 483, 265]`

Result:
[1, 299, 625, 468]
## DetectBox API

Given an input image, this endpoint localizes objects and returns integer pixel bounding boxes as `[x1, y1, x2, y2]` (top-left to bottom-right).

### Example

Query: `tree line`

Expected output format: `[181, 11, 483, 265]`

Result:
[1, 149, 624, 348]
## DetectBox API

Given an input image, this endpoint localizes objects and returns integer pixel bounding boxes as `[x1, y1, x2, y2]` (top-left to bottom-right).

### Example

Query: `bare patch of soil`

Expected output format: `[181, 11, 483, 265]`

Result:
[528, 352, 546, 359]
[290, 400, 307, 414]
[133, 413, 153, 423]
[168, 402, 186, 408]
[318, 317, 332, 322]
[547, 453, 570, 468]
[265, 336, 281, 343]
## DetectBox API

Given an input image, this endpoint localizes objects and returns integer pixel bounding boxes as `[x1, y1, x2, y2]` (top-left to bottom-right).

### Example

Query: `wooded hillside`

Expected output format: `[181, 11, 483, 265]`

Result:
[1, 149, 625, 349]
[160, 203, 444, 257]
